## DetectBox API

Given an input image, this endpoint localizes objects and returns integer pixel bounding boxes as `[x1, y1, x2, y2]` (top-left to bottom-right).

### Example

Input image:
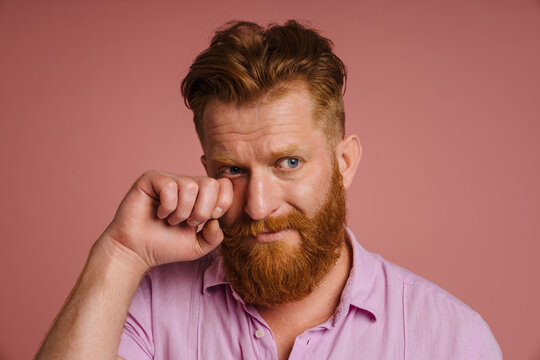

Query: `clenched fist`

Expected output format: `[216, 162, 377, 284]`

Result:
[102, 170, 233, 269]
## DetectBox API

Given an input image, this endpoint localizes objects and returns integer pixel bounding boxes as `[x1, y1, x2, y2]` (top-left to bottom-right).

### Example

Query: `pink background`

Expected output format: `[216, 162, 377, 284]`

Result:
[1, 0, 539, 359]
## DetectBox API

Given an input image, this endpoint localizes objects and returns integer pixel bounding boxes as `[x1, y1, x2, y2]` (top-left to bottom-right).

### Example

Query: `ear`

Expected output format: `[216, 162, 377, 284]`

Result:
[335, 134, 362, 189]
[200, 155, 209, 175]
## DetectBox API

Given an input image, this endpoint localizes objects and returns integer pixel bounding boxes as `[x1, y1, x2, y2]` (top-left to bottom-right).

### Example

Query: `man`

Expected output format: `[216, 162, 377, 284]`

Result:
[36, 20, 501, 359]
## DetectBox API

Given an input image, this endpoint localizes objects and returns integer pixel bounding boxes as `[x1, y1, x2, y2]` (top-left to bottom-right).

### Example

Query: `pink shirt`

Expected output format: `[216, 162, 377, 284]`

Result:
[118, 228, 501, 359]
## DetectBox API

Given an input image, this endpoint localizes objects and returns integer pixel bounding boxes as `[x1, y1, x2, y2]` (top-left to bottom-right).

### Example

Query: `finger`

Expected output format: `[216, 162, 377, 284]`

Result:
[167, 179, 198, 226]
[153, 175, 179, 220]
[211, 178, 234, 219]
[187, 178, 219, 227]
[195, 219, 224, 255]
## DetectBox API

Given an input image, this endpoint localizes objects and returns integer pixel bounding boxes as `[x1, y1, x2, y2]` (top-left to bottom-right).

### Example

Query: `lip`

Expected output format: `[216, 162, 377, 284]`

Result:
[254, 229, 290, 243]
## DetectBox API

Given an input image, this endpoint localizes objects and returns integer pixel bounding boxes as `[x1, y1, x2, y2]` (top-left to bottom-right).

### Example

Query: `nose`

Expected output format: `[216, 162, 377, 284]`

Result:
[243, 172, 281, 220]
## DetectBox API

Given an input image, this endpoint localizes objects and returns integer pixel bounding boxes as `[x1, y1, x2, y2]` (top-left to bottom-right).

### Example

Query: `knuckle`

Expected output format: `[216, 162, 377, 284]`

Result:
[141, 169, 158, 179]
[217, 177, 232, 187]
[182, 180, 198, 194]
[209, 177, 220, 188]
[218, 182, 234, 204]
[178, 189, 195, 206]
[163, 178, 177, 191]
[193, 204, 213, 219]
[201, 177, 219, 191]
[216, 194, 232, 209]
[191, 210, 209, 222]
[218, 178, 233, 193]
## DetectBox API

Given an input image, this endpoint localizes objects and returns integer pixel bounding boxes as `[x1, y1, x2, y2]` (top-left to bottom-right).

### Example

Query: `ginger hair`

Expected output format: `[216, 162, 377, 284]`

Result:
[181, 20, 347, 144]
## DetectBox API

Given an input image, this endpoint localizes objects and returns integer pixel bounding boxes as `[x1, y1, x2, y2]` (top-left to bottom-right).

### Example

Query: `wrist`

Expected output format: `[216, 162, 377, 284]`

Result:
[91, 233, 149, 281]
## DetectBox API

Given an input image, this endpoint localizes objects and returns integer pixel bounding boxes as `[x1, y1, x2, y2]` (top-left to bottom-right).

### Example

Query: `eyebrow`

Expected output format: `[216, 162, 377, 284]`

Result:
[211, 145, 302, 165]
[211, 154, 237, 166]
[270, 145, 301, 159]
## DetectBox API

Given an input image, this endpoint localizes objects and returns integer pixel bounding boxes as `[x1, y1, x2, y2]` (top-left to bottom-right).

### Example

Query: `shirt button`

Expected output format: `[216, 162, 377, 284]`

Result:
[255, 329, 265, 339]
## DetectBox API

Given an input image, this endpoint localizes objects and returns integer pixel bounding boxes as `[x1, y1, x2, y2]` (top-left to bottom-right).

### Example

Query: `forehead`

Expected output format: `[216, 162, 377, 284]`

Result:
[201, 86, 326, 157]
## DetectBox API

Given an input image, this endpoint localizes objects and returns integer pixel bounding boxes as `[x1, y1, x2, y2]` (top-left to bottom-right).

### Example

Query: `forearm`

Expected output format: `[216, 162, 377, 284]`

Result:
[35, 235, 148, 360]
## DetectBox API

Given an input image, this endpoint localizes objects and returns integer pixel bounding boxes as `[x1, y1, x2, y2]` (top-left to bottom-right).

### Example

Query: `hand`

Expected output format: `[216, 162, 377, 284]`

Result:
[102, 170, 233, 269]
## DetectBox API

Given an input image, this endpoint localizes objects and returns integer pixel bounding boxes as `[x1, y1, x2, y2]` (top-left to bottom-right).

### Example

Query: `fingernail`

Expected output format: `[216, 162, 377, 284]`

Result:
[187, 219, 200, 227]
[212, 207, 223, 219]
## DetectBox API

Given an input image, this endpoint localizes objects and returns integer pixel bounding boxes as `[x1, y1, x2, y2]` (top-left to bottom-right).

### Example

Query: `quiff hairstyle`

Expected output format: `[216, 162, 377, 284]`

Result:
[181, 20, 347, 145]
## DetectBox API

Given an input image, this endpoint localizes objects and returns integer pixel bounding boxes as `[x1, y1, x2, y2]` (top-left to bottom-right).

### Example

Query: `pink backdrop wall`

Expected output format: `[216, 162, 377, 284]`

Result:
[1, 1, 539, 359]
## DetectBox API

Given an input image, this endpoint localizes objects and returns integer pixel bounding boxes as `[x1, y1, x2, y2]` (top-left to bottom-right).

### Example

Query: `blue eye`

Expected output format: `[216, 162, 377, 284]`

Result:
[228, 166, 242, 175]
[278, 158, 300, 169]
[219, 166, 243, 176]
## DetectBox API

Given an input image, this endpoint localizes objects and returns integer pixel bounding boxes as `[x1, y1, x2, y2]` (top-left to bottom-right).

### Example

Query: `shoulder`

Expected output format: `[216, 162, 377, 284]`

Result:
[380, 259, 501, 359]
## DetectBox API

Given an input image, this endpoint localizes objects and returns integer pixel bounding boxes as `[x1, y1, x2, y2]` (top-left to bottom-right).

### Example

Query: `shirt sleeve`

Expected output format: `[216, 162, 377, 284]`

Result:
[117, 276, 154, 360]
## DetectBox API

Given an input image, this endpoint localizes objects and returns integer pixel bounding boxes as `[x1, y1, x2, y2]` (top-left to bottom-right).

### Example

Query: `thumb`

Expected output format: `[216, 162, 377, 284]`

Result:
[195, 219, 224, 256]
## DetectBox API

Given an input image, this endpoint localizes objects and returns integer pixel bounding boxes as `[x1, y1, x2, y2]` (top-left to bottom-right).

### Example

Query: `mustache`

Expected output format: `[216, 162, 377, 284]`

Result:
[220, 209, 311, 239]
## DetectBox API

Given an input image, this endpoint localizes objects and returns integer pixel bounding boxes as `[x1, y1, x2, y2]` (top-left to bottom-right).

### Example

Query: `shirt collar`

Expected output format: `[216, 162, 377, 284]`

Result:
[338, 227, 383, 322]
[202, 227, 384, 321]
[202, 250, 229, 295]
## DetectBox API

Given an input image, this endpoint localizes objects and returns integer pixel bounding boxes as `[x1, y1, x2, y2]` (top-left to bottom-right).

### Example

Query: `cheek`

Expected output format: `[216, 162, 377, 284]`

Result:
[284, 173, 329, 217]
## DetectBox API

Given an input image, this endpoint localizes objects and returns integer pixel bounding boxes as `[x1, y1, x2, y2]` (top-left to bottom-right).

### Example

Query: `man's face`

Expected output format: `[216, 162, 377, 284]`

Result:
[201, 85, 347, 306]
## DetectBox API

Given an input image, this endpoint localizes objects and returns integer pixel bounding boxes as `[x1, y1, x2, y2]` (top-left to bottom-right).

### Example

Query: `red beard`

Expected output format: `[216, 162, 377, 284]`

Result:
[219, 164, 346, 307]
